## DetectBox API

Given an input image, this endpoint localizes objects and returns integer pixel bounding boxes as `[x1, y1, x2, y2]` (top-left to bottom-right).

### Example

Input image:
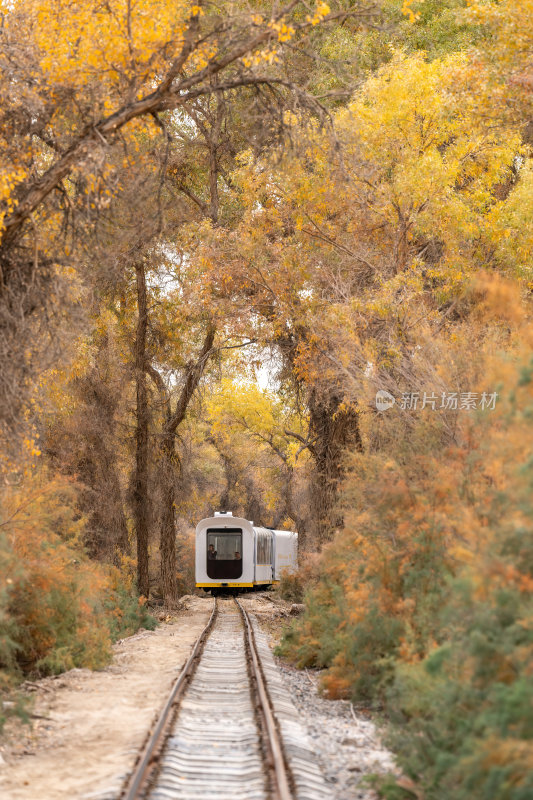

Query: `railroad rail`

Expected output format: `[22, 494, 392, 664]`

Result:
[121, 595, 331, 800]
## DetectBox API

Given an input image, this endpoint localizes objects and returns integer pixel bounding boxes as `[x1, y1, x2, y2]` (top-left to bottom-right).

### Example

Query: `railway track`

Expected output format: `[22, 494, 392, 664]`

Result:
[121, 596, 331, 800]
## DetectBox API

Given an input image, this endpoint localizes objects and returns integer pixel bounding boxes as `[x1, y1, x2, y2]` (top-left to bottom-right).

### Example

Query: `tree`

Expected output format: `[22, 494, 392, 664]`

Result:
[147, 322, 215, 604]
[133, 257, 151, 598]
[190, 48, 523, 541]
[45, 316, 131, 564]
[206, 377, 311, 541]
[0, 0, 354, 463]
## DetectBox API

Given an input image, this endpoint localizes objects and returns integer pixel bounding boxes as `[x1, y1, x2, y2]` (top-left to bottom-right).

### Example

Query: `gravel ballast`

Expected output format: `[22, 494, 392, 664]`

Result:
[240, 593, 397, 800]
[277, 662, 396, 800]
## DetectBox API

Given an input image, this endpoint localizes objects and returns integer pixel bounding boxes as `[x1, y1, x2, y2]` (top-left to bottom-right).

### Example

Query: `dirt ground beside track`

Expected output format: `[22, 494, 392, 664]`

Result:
[238, 590, 300, 643]
[0, 590, 395, 800]
[0, 596, 213, 800]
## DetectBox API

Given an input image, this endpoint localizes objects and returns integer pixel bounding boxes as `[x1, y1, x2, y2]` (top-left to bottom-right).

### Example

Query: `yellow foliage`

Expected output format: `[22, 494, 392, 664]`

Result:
[207, 377, 308, 469]
[401, 0, 424, 24]
[306, 1, 330, 26]
[340, 52, 520, 256]
[31, 0, 191, 88]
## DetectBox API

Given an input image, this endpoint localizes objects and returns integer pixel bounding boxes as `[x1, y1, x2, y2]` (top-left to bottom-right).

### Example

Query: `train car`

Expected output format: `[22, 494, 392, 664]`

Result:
[195, 511, 297, 592]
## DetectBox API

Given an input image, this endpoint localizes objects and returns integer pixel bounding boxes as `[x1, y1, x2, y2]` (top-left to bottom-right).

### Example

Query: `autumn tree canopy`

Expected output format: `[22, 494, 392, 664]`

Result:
[0, 0, 356, 460]
[1, 3, 533, 796]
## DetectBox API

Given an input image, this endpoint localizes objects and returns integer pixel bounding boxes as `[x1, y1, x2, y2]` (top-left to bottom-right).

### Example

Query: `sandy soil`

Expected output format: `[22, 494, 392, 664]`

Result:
[0, 596, 213, 800]
[239, 591, 299, 642]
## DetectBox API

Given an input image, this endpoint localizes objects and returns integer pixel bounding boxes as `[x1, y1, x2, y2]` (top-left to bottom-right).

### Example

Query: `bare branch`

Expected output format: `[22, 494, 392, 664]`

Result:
[0, 0, 350, 246]
[145, 363, 171, 420]
[164, 322, 216, 435]
[284, 427, 316, 457]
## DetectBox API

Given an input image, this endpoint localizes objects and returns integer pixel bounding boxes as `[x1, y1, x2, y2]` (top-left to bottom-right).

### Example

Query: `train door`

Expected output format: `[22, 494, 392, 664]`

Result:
[206, 528, 243, 580]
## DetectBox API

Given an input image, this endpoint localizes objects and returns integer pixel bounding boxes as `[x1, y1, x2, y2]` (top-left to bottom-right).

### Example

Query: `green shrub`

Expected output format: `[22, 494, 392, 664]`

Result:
[386, 577, 533, 800]
[280, 336, 533, 797]
[0, 475, 156, 729]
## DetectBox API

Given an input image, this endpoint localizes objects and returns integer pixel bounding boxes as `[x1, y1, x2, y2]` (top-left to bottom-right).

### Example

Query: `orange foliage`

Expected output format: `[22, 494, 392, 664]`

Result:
[281, 276, 533, 708]
[0, 472, 154, 697]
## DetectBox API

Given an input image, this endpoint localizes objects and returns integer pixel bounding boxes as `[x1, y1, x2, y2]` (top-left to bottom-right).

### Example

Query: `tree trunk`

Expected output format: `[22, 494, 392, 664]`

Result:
[309, 391, 363, 547]
[159, 432, 178, 604]
[133, 260, 150, 598]
[90, 436, 130, 563]
[285, 465, 308, 553]
[107, 462, 131, 561]
[219, 449, 237, 511]
[156, 323, 216, 606]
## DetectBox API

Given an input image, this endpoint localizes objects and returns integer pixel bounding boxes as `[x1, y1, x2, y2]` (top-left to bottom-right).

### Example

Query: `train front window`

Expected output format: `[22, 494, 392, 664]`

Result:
[206, 529, 243, 579]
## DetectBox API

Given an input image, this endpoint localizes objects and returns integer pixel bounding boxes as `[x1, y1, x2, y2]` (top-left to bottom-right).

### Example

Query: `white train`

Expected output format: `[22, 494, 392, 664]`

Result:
[195, 512, 298, 593]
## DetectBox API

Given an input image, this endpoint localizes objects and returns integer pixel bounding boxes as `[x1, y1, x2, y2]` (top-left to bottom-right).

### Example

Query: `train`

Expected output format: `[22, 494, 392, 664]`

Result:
[195, 511, 298, 593]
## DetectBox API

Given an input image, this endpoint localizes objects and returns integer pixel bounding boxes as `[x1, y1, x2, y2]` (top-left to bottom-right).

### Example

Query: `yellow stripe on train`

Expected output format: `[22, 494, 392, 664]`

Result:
[196, 582, 254, 588]
[195, 580, 281, 588]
